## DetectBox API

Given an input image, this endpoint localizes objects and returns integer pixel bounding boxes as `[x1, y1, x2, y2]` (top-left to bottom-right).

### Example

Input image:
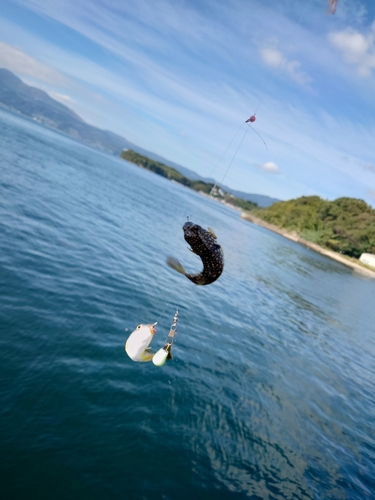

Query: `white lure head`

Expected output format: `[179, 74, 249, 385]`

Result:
[152, 347, 169, 367]
[125, 323, 157, 362]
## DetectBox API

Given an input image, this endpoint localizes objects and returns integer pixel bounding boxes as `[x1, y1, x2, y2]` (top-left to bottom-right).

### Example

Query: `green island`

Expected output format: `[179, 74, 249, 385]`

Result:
[250, 196, 375, 259]
[120, 149, 257, 211]
[121, 149, 375, 263]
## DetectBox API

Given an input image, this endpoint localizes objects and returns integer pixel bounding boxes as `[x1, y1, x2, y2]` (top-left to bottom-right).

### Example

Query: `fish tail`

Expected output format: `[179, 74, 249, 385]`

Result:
[186, 272, 207, 285]
[166, 256, 186, 275]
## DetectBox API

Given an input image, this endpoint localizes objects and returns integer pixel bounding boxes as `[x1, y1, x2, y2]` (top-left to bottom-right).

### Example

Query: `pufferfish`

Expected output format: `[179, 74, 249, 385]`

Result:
[125, 323, 157, 362]
[166, 221, 224, 285]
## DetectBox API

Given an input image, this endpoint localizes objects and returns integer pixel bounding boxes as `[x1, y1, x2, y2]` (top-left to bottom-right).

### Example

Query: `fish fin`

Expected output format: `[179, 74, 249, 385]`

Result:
[140, 349, 154, 362]
[199, 226, 220, 252]
[166, 256, 186, 275]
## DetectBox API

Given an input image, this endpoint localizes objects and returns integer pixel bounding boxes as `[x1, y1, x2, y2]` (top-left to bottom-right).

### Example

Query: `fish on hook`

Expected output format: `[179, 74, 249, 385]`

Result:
[166, 221, 224, 285]
[125, 323, 158, 362]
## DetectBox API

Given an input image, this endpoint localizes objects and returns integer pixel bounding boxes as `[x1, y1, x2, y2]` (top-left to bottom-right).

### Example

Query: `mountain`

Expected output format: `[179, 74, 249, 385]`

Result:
[0, 68, 137, 154]
[0, 68, 82, 121]
[0, 68, 279, 206]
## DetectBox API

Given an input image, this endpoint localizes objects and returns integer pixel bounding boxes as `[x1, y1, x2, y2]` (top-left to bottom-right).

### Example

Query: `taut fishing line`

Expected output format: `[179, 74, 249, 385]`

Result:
[210, 126, 249, 194]
[208, 122, 246, 180]
[125, 0, 318, 367]
[253, 0, 313, 116]
[207, 0, 314, 190]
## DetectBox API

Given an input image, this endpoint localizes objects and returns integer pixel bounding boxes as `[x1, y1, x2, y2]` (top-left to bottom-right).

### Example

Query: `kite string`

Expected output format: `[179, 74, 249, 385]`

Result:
[153, 0, 319, 353]
[161, 0, 314, 317]
[208, 122, 246, 179]
[253, 0, 313, 116]
[210, 126, 249, 194]
[207, 0, 313, 188]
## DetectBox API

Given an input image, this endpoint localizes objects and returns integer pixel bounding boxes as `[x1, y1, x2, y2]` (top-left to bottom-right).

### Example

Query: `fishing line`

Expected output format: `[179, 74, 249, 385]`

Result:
[155, 229, 193, 332]
[252, 0, 313, 116]
[206, 0, 314, 190]
[210, 126, 249, 194]
[151, 225, 203, 364]
[126, 0, 323, 368]
[126, 222, 188, 338]
[155, 208, 218, 348]
[208, 122, 246, 179]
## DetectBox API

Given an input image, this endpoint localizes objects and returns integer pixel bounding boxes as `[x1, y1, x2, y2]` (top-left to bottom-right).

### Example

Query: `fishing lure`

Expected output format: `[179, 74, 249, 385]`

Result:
[125, 312, 177, 366]
[125, 323, 157, 362]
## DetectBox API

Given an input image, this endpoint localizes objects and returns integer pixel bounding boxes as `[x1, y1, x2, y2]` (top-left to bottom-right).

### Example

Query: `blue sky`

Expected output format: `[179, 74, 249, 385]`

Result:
[1, 0, 375, 204]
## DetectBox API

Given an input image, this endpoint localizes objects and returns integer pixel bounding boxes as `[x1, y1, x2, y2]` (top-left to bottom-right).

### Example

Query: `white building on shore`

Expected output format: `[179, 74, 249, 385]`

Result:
[359, 253, 375, 269]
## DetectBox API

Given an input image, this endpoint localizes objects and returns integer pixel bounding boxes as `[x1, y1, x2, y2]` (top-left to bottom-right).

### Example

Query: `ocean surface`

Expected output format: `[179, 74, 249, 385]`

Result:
[1, 108, 375, 500]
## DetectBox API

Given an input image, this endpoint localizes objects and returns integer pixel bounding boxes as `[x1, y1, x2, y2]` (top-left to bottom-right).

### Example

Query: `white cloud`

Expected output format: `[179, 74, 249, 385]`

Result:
[259, 47, 312, 86]
[328, 24, 375, 77]
[48, 92, 76, 104]
[1, 0, 375, 206]
[0, 41, 67, 85]
[255, 162, 280, 174]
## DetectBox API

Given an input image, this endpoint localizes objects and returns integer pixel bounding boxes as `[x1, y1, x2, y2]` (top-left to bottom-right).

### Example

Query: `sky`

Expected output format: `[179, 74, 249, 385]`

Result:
[0, 0, 375, 205]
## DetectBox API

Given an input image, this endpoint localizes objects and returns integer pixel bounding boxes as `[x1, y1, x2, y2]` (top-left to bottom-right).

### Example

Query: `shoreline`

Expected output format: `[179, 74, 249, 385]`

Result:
[241, 212, 375, 279]
[120, 163, 375, 280]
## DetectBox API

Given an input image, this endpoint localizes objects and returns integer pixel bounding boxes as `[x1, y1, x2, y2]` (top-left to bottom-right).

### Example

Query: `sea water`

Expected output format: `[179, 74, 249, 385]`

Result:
[1, 108, 375, 499]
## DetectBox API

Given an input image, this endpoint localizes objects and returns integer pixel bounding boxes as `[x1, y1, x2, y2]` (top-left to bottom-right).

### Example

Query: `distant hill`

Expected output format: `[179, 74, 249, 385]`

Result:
[126, 149, 279, 207]
[0, 68, 279, 206]
[0, 68, 138, 154]
[121, 149, 258, 211]
[217, 188, 280, 208]
[253, 195, 375, 258]
[0, 68, 82, 121]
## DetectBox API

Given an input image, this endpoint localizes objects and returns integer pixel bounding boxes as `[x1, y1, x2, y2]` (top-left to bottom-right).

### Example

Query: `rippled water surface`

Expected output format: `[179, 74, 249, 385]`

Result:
[1, 109, 375, 499]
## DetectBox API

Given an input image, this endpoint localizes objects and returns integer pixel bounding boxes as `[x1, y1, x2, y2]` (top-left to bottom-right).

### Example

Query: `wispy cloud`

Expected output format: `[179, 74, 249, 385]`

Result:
[1, 0, 375, 205]
[0, 41, 67, 85]
[259, 47, 312, 86]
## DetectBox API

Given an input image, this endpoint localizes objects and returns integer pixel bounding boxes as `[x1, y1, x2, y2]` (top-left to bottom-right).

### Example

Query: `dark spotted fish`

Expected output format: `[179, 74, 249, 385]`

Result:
[166, 221, 224, 285]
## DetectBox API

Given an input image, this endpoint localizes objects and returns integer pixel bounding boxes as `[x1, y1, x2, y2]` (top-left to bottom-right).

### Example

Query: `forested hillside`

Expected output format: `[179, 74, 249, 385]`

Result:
[121, 149, 257, 211]
[253, 196, 375, 258]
